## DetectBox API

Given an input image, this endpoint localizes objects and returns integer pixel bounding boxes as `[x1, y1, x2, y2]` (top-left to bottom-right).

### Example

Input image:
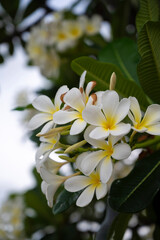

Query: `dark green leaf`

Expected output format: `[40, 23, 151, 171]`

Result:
[22, 0, 45, 19]
[136, 0, 160, 33]
[12, 104, 32, 111]
[53, 189, 81, 215]
[0, 55, 4, 64]
[137, 21, 160, 103]
[107, 213, 132, 240]
[71, 56, 149, 110]
[8, 41, 14, 55]
[99, 38, 140, 84]
[0, 0, 20, 19]
[109, 150, 160, 213]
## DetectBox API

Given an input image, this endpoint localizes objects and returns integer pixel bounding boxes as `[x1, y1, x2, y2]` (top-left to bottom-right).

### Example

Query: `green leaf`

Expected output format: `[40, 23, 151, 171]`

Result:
[109, 150, 160, 213]
[53, 189, 81, 215]
[136, 0, 160, 33]
[12, 104, 32, 111]
[0, 0, 20, 19]
[0, 55, 4, 64]
[22, 0, 45, 19]
[107, 213, 132, 240]
[71, 56, 149, 110]
[137, 21, 160, 103]
[99, 38, 140, 84]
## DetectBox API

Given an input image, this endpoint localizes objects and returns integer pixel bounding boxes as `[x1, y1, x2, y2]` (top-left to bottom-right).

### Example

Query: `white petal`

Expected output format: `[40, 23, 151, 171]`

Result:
[96, 183, 108, 200]
[109, 134, 124, 146]
[81, 151, 106, 175]
[114, 98, 130, 124]
[32, 95, 55, 113]
[85, 81, 96, 96]
[112, 143, 131, 160]
[53, 110, 80, 124]
[102, 90, 119, 118]
[40, 121, 54, 134]
[76, 152, 90, 170]
[110, 123, 131, 136]
[82, 105, 106, 126]
[64, 176, 90, 192]
[64, 88, 85, 112]
[129, 97, 142, 123]
[142, 104, 160, 126]
[40, 167, 65, 184]
[79, 71, 87, 89]
[54, 85, 69, 108]
[99, 157, 113, 183]
[46, 184, 56, 207]
[89, 126, 109, 140]
[41, 181, 48, 195]
[28, 113, 52, 130]
[84, 126, 107, 149]
[146, 124, 160, 135]
[76, 185, 95, 207]
[70, 119, 86, 135]
[36, 143, 52, 160]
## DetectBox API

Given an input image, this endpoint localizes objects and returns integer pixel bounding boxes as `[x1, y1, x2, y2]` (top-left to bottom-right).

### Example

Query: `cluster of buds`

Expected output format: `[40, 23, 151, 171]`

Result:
[27, 12, 102, 78]
[28, 71, 160, 208]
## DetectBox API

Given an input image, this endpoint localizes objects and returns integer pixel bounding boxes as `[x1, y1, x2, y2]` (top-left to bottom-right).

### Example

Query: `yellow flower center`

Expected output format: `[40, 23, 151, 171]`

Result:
[86, 24, 95, 33]
[104, 145, 114, 157]
[89, 172, 101, 188]
[58, 32, 67, 40]
[70, 28, 81, 37]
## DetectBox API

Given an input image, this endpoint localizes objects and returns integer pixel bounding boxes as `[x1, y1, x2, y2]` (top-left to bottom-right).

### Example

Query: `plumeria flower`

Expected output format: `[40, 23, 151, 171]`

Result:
[40, 166, 79, 207]
[128, 97, 160, 135]
[62, 20, 84, 40]
[54, 26, 75, 52]
[76, 126, 131, 183]
[53, 71, 98, 135]
[82, 90, 131, 140]
[36, 133, 60, 165]
[78, 15, 102, 36]
[28, 85, 69, 131]
[64, 167, 107, 207]
[40, 50, 60, 78]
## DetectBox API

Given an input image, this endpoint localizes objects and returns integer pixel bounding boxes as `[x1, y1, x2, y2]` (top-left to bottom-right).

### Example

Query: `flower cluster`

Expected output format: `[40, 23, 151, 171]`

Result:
[0, 197, 25, 240]
[27, 12, 102, 78]
[28, 71, 160, 208]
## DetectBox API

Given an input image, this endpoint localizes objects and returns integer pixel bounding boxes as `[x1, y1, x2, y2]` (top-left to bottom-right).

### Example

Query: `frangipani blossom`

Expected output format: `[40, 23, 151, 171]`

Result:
[78, 15, 102, 36]
[53, 71, 97, 135]
[77, 126, 131, 183]
[28, 85, 69, 131]
[36, 134, 60, 165]
[64, 168, 107, 207]
[128, 97, 160, 135]
[40, 167, 67, 207]
[82, 90, 131, 140]
[40, 166, 79, 207]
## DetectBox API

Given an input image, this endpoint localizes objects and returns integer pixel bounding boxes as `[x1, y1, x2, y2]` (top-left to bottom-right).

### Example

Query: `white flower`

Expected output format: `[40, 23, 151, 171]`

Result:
[40, 167, 67, 207]
[82, 90, 131, 140]
[40, 50, 60, 78]
[64, 168, 107, 207]
[128, 97, 160, 135]
[28, 85, 69, 131]
[54, 26, 75, 52]
[78, 15, 102, 35]
[35, 134, 60, 171]
[76, 126, 131, 183]
[62, 20, 84, 40]
[53, 71, 98, 135]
